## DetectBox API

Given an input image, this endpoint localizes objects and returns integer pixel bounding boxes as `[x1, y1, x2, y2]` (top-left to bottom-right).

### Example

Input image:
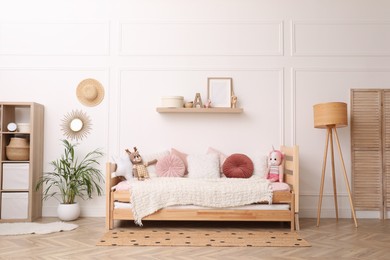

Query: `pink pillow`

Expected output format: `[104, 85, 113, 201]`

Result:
[156, 154, 185, 177]
[271, 182, 291, 191]
[112, 180, 131, 191]
[222, 154, 254, 178]
[171, 148, 188, 174]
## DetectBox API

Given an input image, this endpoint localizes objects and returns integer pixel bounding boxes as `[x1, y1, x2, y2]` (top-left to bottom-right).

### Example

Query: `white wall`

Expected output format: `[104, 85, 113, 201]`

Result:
[1, 0, 389, 218]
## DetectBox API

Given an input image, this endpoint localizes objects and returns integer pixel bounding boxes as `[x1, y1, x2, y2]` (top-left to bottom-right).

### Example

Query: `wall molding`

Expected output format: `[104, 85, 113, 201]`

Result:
[291, 20, 390, 56]
[119, 20, 284, 56]
[0, 66, 109, 71]
[0, 21, 110, 56]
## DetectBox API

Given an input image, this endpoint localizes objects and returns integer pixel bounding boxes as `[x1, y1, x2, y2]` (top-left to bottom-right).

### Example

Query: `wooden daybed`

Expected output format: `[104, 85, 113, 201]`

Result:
[105, 145, 300, 230]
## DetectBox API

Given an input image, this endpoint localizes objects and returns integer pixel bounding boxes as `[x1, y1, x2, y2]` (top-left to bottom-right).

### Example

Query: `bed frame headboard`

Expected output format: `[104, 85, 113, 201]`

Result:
[281, 145, 299, 214]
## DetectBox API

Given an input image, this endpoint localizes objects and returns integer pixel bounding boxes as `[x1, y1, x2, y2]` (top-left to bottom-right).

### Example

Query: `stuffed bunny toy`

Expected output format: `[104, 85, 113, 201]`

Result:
[266, 147, 284, 182]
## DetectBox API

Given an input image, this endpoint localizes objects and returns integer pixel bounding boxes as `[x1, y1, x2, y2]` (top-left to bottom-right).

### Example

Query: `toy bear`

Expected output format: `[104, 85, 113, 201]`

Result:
[125, 147, 157, 181]
[266, 147, 284, 182]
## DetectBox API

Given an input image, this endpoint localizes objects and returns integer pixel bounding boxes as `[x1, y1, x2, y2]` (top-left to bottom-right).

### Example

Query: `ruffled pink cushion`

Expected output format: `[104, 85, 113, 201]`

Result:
[222, 154, 254, 178]
[156, 154, 185, 177]
[171, 148, 188, 174]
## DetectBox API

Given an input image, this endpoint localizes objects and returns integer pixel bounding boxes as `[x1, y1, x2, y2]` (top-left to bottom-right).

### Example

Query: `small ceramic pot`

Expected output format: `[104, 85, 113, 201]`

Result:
[184, 102, 194, 108]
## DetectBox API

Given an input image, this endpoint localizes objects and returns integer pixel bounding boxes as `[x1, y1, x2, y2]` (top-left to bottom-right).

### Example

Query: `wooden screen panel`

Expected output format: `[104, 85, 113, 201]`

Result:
[351, 89, 383, 212]
[352, 150, 383, 210]
[383, 150, 390, 211]
[383, 90, 390, 214]
[351, 90, 382, 149]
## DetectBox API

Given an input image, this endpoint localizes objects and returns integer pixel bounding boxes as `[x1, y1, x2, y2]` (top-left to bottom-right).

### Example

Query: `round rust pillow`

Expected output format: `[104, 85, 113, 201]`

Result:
[222, 153, 254, 178]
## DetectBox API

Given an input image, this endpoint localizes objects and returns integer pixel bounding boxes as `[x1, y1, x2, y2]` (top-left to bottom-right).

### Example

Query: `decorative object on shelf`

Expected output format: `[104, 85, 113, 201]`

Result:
[231, 94, 237, 108]
[207, 77, 233, 108]
[313, 102, 357, 228]
[6, 137, 30, 161]
[204, 99, 212, 108]
[160, 96, 184, 108]
[35, 139, 104, 221]
[61, 109, 92, 141]
[184, 101, 193, 108]
[76, 78, 105, 107]
[193, 93, 203, 108]
[7, 122, 17, 132]
[17, 123, 30, 133]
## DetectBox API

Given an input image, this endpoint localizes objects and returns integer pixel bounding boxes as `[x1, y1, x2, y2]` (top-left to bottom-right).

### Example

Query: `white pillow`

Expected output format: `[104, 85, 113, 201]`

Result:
[187, 154, 220, 179]
[142, 150, 170, 178]
[111, 156, 133, 180]
[206, 147, 228, 171]
[251, 154, 268, 178]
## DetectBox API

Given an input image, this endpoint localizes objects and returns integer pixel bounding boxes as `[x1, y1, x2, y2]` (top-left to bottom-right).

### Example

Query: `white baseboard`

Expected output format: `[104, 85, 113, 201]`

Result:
[299, 208, 356, 218]
[42, 205, 105, 218]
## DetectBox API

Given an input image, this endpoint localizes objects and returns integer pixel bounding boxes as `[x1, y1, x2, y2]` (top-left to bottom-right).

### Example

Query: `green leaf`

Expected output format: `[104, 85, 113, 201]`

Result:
[35, 139, 104, 204]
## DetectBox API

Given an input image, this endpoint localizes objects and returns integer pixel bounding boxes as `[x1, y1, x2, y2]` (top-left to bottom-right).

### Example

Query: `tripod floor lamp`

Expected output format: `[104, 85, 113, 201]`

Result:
[313, 102, 358, 228]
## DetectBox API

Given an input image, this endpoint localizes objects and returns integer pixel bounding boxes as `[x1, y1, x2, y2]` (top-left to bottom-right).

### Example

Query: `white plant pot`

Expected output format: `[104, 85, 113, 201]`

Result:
[57, 202, 81, 221]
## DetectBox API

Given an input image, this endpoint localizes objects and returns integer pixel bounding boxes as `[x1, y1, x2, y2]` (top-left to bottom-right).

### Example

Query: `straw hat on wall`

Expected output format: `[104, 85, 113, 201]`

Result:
[76, 78, 105, 107]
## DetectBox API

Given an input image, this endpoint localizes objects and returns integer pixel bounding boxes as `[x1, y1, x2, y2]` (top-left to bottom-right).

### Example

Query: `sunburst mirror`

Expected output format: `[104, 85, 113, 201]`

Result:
[61, 110, 92, 141]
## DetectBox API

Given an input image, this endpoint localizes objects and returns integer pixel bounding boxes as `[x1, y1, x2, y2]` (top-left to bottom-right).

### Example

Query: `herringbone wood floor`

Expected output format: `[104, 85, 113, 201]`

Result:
[0, 218, 389, 259]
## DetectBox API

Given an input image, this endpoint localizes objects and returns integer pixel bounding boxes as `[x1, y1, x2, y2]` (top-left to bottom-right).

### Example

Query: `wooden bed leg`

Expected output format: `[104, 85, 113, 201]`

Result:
[105, 190, 114, 230]
[295, 213, 300, 231]
[291, 209, 295, 231]
[109, 191, 114, 230]
[291, 218, 295, 231]
[290, 192, 295, 231]
[105, 163, 112, 230]
[105, 162, 118, 230]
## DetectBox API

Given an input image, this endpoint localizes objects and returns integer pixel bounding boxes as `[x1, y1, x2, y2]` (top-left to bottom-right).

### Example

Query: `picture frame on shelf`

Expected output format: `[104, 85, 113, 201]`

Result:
[207, 77, 233, 108]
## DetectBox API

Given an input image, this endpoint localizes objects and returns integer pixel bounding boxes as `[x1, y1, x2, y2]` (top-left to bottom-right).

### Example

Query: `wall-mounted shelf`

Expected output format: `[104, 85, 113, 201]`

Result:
[156, 107, 243, 114]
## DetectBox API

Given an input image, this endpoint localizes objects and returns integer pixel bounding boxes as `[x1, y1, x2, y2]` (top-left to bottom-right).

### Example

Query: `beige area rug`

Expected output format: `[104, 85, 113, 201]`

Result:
[97, 229, 310, 247]
[0, 222, 78, 236]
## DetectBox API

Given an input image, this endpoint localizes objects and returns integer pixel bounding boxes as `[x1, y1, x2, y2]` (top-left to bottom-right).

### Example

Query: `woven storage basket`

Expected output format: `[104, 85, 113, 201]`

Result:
[6, 137, 30, 161]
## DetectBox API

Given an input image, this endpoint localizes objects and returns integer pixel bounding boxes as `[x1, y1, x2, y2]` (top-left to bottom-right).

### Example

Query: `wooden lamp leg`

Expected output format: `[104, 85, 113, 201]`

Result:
[333, 128, 358, 228]
[317, 127, 330, 227]
[329, 127, 339, 221]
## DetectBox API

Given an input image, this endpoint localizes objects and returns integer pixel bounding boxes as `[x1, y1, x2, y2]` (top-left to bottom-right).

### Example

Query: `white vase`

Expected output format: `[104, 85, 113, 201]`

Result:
[57, 202, 81, 221]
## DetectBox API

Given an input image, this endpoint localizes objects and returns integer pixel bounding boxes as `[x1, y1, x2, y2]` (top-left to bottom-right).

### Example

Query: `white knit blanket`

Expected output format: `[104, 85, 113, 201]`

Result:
[129, 177, 272, 226]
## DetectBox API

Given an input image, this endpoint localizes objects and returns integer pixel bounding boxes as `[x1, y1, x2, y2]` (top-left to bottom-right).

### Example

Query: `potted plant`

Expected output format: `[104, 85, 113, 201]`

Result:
[36, 139, 104, 221]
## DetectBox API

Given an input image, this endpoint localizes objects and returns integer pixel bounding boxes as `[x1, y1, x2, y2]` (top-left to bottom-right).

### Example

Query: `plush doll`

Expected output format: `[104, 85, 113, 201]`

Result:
[125, 147, 157, 181]
[266, 147, 284, 182]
